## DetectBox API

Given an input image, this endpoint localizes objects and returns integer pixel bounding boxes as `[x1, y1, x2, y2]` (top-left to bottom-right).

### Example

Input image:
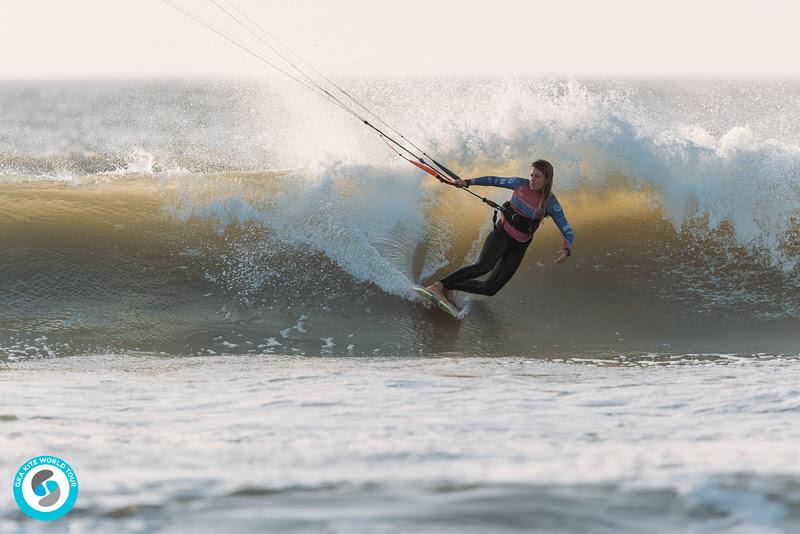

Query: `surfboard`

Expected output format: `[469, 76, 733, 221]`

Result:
[413, 286, 461, 319]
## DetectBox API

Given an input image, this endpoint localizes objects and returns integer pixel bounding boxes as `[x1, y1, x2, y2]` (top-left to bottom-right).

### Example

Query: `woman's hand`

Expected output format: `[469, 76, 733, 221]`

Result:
[453, 179, 469, 188]
[554, 249, 570, 264]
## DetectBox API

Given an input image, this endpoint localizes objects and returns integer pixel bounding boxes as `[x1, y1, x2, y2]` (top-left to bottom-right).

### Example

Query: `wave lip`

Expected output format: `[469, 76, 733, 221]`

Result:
[2, 78, 799, 270]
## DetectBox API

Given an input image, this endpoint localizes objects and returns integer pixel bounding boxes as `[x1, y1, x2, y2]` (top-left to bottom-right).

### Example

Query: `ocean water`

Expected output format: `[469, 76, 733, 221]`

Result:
[1, 77, 799, 532]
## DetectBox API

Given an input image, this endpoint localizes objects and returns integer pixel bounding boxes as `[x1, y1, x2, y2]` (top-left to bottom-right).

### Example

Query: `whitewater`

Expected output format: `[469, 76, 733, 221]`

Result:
[1, 78, 799, 532]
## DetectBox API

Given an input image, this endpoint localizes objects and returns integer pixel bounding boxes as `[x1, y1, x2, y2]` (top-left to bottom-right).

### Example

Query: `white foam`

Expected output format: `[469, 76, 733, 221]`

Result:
[164, 77, 800, 292]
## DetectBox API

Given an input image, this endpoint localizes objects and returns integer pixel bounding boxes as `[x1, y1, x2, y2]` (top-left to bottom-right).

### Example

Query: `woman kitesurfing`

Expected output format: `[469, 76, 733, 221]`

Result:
[415, 160, 574, 316]
[163, 0, 575, 318]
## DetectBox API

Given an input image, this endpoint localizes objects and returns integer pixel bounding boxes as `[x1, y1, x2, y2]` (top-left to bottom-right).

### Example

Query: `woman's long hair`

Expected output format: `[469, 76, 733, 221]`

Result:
[532, 159, 554, 217]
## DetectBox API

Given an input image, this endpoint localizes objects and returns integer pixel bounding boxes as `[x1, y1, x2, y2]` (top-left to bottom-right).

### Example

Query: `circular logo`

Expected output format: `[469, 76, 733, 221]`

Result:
[13, 456, 78, 521]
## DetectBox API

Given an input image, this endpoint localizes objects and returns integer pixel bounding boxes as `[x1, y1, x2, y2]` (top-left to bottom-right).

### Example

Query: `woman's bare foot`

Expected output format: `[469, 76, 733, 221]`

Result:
[425, 281, 459, 311]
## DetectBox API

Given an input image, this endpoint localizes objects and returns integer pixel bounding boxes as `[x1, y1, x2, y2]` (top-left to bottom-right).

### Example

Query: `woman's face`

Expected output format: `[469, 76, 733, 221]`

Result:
[529, 166, 547, 192]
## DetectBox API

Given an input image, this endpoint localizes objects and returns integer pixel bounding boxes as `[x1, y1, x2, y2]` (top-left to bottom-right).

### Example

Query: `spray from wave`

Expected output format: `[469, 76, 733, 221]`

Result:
[1, 78, 799, 358]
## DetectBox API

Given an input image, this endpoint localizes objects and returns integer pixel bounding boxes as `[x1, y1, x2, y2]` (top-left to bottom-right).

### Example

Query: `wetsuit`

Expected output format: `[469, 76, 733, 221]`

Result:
[440, 176, 575, 296]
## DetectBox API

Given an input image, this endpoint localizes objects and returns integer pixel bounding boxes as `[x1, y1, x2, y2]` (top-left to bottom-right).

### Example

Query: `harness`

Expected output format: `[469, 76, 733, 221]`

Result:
[492, 200, 548, 236]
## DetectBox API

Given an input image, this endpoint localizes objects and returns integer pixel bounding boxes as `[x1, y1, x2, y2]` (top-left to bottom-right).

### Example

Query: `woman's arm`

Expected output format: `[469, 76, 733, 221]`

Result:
[462, 176, 528, 190]
[548, 195, 574, 263]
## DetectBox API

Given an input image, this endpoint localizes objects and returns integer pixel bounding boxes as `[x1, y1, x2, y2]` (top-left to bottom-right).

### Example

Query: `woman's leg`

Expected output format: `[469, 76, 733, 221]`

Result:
[439, 226, 510, 290]
[445, 238, 529, 296]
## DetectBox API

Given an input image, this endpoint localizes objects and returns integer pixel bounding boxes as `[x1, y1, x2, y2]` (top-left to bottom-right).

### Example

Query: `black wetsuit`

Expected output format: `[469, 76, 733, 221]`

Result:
[441, 222, 530, 296]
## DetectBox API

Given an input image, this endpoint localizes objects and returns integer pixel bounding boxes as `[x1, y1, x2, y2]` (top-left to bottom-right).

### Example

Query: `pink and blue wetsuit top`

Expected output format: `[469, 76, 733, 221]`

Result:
[469, 176, 575, 249]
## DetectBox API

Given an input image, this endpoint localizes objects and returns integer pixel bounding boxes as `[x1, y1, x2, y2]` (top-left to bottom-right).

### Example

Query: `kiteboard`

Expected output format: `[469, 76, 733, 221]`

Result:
[413, 286, 461, 319]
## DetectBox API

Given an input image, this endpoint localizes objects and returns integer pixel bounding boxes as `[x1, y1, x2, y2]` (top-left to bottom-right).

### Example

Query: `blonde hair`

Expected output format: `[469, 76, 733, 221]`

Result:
[532, 159, 554, 216]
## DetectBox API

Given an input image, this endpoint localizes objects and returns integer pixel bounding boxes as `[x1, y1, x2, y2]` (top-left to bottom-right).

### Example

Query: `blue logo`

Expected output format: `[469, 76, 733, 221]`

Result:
[13, 456, 78, 521]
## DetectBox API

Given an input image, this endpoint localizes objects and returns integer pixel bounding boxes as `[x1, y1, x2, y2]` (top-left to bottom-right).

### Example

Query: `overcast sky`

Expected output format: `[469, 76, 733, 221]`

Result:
[2, 0, 798, 79]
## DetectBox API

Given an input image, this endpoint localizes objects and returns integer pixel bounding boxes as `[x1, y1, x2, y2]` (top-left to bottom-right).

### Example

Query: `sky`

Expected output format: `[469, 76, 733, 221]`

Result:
[1, 0, 799, 79]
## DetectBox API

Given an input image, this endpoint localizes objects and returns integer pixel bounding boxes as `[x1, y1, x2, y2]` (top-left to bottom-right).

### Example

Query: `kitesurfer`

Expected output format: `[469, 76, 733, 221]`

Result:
[425, 159, 574, 310]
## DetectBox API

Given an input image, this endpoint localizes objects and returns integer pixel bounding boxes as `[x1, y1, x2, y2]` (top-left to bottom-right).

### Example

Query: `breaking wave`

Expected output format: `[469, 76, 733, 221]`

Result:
[1, 78, 799, 358]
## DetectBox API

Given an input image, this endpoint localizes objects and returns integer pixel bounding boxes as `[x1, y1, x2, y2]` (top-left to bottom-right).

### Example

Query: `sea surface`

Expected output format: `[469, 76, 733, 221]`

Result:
[1, 77, 799, 532]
